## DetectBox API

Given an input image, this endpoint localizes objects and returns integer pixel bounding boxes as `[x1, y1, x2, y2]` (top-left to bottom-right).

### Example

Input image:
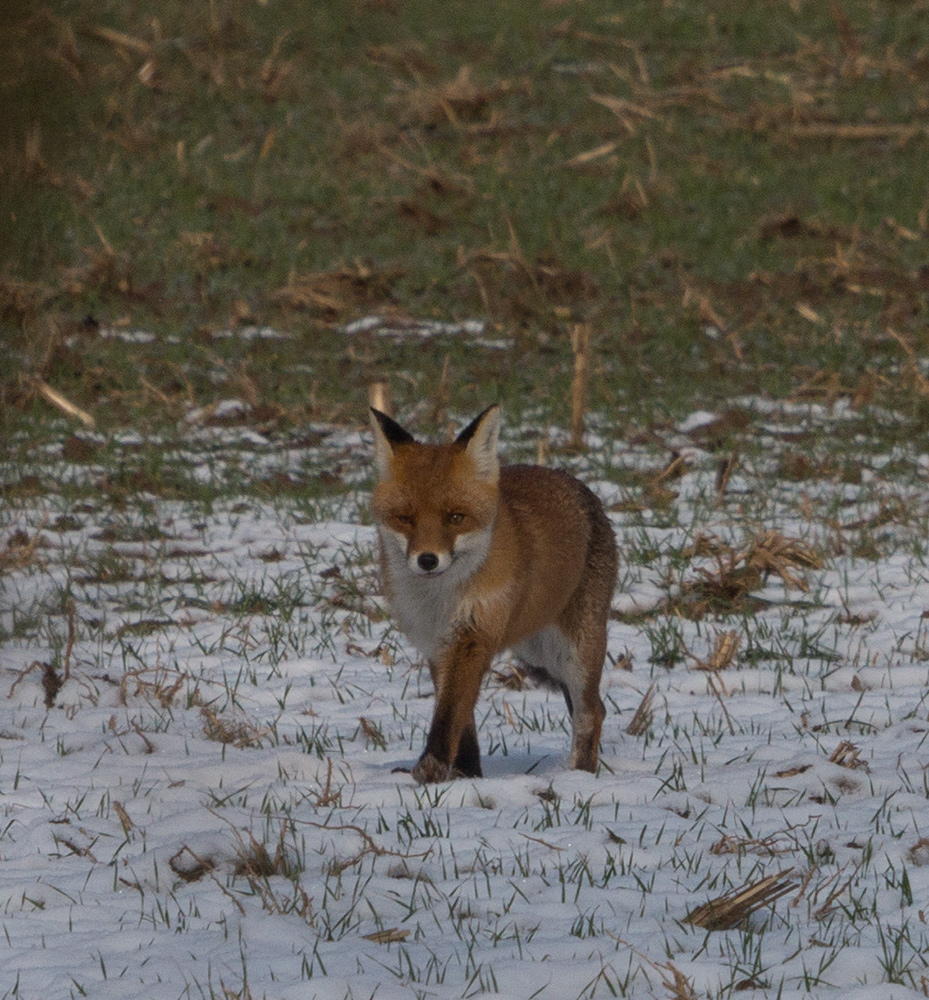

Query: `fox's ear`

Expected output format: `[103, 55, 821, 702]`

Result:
[457, 405, 500, 482]
[370, 408, 414, 478]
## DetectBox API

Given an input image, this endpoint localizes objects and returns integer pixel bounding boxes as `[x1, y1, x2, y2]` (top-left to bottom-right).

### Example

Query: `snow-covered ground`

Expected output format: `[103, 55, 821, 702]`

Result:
[3, 401, 929, 999]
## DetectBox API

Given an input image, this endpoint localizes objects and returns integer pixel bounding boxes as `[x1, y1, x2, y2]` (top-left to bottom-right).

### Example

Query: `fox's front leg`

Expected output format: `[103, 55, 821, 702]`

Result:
[412, 632, 492, 783]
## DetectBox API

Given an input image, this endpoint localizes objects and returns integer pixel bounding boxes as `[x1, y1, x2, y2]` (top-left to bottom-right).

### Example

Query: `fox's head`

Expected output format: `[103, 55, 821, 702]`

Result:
[370, 405, 500, 577]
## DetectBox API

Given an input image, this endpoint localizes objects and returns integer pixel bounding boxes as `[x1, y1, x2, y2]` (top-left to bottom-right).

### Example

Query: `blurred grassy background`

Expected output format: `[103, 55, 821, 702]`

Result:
[2, 0, 929, 441]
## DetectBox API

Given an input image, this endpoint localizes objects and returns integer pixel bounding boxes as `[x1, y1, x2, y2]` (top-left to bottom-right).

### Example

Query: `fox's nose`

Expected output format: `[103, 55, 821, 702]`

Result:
[417, 552, 439, 572]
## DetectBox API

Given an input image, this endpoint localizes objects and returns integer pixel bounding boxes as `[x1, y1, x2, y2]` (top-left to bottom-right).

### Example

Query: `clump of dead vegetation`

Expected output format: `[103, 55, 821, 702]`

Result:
[687, 629, 742, 673]
[386, 63, 516, 127]
[686, 869, 796, 931]
[662, 530, 824, 620]
[200, 705, 268, 748]
[272, 261, 402, 317]
[0, 523, 48, 574]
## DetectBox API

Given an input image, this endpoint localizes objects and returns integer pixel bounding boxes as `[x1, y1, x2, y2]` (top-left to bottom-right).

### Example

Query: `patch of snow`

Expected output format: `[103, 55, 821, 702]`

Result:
[3, 405, 929, 998]
[343, 314, 501, 344]
[98, 327, 157, 344]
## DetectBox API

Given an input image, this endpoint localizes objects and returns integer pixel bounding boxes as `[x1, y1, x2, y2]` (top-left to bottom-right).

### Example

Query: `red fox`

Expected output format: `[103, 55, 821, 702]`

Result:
[370, 405, 617, 783]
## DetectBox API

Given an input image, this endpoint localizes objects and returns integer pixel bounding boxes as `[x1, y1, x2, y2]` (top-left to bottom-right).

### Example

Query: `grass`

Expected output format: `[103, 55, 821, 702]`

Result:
[5, 3, 929, 999]
[4, 0, 929, 442]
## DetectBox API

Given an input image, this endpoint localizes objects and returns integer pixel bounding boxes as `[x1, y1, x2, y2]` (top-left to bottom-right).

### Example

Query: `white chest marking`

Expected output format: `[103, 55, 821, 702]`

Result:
[379, 524, 495, 660]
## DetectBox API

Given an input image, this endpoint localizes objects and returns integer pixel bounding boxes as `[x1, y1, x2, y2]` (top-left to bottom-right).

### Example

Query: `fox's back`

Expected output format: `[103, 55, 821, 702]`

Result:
[500, 464, 610, 532]
[485, 464, 617, 645]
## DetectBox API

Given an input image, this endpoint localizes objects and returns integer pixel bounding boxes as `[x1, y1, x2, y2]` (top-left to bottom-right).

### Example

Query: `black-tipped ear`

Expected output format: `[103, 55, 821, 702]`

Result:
[456, 405, 500, 481]
[455, 405, 500, 447]
[370, 408, 415, 479]
[370, 408, 415, 447]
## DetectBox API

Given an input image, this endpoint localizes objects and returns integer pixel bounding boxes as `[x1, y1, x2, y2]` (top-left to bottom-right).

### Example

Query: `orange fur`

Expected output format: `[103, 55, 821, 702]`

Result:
[370, 405, 617, 782]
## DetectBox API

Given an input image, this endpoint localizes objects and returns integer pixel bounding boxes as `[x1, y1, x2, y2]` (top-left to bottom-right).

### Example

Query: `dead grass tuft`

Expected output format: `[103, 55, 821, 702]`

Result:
[828, 740, 866, 769]
[365, 42, 438, 80]
[233, 827, 297, 880]
[272, 261, 401, 317]
[393, 65, 512, 126]
[169, 846, 216, 883]
[747, 530, 823, 589]
[660, 962, 698, 1000]
[460, 233, 598, 322]
[906, 838, 929, 868]
[0, 524, 47, 574]
[651, 451, 689, 487]
[687, 869, 795, 930]
[358, 716, 388, 751]
[625, 683, 655, 736]
[200, 706, 268, 748]
[710, 831, 797, 858]
[62, 244, 136, 300]
[0, 279, 54, 325]
[688, 630, 741, 672]
[670, 530, 823, 618]
[119, 666, 187, 708]
[41, 661, 64, 708]
[363, 927, 411, 944]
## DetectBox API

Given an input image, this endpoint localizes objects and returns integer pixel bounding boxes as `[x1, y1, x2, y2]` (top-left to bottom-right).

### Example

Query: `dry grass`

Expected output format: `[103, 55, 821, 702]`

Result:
[695, 530, 818, 600]
[686, 870, 796, 931]
[233, 828, 295, 880]
[629, 530, 828, 623]
[119, 666, 188, 708]
[710, 831, 798, 858]
[362, 927, 411, 944]
[271, 262, 401, 317]
[829, 740, 866, 769]
[200, 706, 268, 748]
[0, 523, 48, 574]
[391, 64, 515, 127]
[625, 683, 655, 736]
[169, 846, 216, 884]
[660, 962, 699, 1000]
[688, 630, 741, 673]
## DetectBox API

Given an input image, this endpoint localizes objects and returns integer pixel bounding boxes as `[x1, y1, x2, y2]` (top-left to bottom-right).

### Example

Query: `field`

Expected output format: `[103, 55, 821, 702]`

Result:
[4, 1, 929, 997]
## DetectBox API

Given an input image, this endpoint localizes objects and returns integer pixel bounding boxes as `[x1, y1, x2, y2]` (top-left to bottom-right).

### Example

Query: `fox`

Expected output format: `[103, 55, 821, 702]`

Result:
[369, 404, 618, 783]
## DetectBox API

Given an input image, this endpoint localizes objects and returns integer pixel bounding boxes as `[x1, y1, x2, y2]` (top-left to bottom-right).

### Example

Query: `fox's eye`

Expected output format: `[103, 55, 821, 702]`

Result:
[395, 513, 414, 525]
[446, 512, 465, 526]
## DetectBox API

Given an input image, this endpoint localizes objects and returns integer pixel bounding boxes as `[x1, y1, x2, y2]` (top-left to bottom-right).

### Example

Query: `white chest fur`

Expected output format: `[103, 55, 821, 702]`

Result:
[378, 525, 494, 661]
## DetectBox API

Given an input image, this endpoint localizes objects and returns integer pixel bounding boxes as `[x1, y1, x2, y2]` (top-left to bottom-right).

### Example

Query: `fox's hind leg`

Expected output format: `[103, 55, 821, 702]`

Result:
[560, 631, 607, 773]
[561, 506, 617, 772]
[515, 625, 605, 773]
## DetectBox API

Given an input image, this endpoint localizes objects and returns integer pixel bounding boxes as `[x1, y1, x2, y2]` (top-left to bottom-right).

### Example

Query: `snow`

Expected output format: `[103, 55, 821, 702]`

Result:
[3, 403, 929, 998]
[342, 314, 511, 348]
